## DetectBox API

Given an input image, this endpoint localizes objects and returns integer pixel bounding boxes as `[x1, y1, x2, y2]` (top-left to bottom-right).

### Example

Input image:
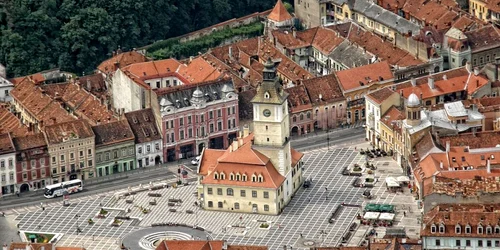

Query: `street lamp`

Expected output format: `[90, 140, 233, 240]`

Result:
[326, 110, 330, 151]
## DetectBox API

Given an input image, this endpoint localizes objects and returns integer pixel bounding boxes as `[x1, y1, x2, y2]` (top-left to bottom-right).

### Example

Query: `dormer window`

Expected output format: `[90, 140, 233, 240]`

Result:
[258, 175, 263, 183]
[431, 224, 437, 233]
[478, 225, 484, 234]
[242, 174, 247, 181]
[264, 92, 270, 99]
[214, 172, 219, 180]
[465, 225, 471, 234]
[220, 172, 225, 180]
[487, 226, 492, 234]
[456, 224, 461, 234]
[495, 226, 500, 234]
[236, 173, 241, 181]
[439, 224, 445, 233]
[230, 173, 234, 181]
[452, 157, 456, 162]
[252, 174, 257, 182]
[492, 155, 495, 160]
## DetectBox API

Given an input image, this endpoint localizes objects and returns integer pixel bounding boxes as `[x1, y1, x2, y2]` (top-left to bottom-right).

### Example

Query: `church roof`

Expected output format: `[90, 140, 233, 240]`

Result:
[268, 0, 293, 23]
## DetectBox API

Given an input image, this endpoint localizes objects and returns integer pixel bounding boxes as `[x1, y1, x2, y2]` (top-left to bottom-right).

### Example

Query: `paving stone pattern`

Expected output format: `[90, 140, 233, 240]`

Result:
[16, 147, 380, 250]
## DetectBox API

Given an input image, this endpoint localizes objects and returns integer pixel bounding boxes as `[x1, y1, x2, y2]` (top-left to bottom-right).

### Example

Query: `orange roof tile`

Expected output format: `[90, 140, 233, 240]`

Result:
[97, 50, 148, 75]
[380, 105, 404, 129]
[0, 106, 29, 137]
[267, 0, 293, 23]
[312, 27, 345, 55]
[0, 133, 15, 155]
[336, 61, 393, 92]
[366, 87, 396, 104]
[177, 57, 223, 83]
[302, 74, 344, 105]
[285, 85, 312, 112]
[200, 134, 287, 189]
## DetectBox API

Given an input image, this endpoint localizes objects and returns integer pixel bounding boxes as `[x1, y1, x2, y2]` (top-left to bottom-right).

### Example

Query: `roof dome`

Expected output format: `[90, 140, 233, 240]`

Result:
[408, 93, 420, 107]
[192, 88, 204, 98]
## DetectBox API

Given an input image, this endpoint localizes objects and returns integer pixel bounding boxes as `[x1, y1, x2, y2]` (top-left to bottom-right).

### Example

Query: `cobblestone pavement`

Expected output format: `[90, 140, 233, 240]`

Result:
[12, 144, 419, 250]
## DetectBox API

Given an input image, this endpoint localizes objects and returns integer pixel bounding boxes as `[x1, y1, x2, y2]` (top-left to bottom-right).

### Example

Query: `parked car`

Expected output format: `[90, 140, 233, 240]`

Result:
[191, 156, 201, 165]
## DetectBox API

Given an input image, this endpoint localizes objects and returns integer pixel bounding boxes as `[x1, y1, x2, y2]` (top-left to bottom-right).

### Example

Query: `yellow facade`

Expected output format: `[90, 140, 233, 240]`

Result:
[469, 0, 489, 21]
[48, 137, 96, 183]
[203, 185, 283, 215]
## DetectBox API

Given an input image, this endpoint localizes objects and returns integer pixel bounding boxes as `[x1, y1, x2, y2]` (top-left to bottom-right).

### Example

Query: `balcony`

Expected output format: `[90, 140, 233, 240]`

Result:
[347, 98, 365, 108]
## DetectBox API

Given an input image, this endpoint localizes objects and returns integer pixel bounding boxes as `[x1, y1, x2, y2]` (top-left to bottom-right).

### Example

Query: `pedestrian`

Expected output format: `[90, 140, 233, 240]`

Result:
[16, 191, 19, 197]
[300, 233, 303, 238]
[403, 211, 406, 216]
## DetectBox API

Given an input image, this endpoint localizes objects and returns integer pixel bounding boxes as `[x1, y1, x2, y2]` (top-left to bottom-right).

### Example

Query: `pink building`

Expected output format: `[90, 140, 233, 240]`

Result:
[156, 79, 240, 162]
[13, 133, 51, 193]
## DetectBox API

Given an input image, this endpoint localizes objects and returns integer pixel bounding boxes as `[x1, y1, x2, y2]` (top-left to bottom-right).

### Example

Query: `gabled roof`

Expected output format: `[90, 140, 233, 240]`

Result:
[97, 50, 148, 75]
[0, 106, 29, 137]
[267, 0, 293, 23]
[465, 25, 500, 53]
[13, 133, 47, 151]
[0, 133, 15, 155]
[44, 120, 94, 145]
[199, 134, 287, 189]
[311, 27, 345, 55]
[124, 108, 162, 143]
[92, 120, 134, 147]
[366, 87, 396, 104]
[302, 74, 344, 105]
[336, 61, 394, 92]
[285, 84, 312, 112]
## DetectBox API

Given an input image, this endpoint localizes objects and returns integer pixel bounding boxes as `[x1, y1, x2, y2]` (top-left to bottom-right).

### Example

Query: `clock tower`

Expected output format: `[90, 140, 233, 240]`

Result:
[251, 58, 292, 195]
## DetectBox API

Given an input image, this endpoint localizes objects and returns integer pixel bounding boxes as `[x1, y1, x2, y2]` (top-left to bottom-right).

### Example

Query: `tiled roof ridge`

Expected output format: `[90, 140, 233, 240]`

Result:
[154, 77, 232, 96]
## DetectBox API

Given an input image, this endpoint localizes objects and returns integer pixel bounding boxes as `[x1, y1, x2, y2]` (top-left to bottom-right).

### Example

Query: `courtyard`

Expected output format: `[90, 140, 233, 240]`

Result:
[12, 144, 420, 250]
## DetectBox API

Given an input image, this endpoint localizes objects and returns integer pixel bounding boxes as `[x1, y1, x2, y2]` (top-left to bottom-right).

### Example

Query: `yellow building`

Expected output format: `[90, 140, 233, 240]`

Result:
[197, 58, 304, 215]
[469, 0, 500, 22]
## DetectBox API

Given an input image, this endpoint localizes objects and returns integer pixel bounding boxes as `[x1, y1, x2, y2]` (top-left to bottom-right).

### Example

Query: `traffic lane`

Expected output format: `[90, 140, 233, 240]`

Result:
[293, 133, 365, 151]
[291, 130, 364, 149]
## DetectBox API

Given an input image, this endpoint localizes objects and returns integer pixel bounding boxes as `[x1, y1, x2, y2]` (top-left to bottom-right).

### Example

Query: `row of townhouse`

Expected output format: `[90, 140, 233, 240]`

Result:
[0, 107, 162, 197]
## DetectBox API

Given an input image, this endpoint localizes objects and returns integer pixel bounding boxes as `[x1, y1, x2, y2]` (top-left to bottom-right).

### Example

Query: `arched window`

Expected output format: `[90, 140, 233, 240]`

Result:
[227, 188, 234, 196]
[431, 224, 437, 233]
[455, 224, 461, 234]
[220, 172, 225, 180]
[487, 226, 492, 234]
[214, 172, 219, 180]
[300, 114, 304, 120]
[264, 92, 270, 99]
[208, 201, 213, 207]
[242, 174, 247, 181]
[306, 112, 311, 119]
[236, 173, 241, 181]
[258, 175, 263, 182]
[230, 173, 234, 181]
[439, 223, 445, 233]
[234, 202, 240, 209]
[465, 224, 471, 234]
[252, 174, 257, 182]
[494, 226, 500, 234]
[478, 224, 484, 234]
[292, 116, 297, 122]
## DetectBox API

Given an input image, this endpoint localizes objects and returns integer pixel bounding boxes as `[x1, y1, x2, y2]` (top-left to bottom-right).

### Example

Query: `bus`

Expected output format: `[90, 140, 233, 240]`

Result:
[44, 179, 83, 198]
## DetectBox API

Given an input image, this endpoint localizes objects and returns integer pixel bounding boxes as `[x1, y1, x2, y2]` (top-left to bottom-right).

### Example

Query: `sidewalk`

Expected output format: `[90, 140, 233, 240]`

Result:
[0, 159, 193, 202]
[290, 121, 365, 142]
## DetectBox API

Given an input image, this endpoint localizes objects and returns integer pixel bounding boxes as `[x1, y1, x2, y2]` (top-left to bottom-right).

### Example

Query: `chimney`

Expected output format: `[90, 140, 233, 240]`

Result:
[232, 139, 239, 151]
[428, 77, 435, 89]
[86, 79, 91, 91]
[440, 161, 443, 169]
[443, 74, 447, 80]
[466, 62, 472, 72]
[474, 67, 480, 76]
[243, 125, 250, 137]
[410, 77, 416, 86]
[487, 159, 491, 173]
[229, 47, 233, 60]
[292, 28, 297, 38]
[446, 141, 450, 153]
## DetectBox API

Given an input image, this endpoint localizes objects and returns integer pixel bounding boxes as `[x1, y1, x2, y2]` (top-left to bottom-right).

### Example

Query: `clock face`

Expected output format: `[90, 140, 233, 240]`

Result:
[263, 109, 271, 117]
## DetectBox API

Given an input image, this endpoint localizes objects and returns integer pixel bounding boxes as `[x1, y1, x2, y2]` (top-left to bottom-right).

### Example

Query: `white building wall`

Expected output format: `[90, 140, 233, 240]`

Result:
[135, 139, 163, 167]
[112, 69, 145, 113]
[0, 153, 17, 195]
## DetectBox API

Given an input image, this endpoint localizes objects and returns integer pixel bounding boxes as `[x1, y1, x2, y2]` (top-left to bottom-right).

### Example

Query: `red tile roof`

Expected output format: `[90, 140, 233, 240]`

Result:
[421, 204, 500, 237]
[97, 50, 148, 75]
[285, 85, 312, 112]
[366, 87, 396, 104]
[0, 133, 15, 155]
[155, 240, 268, 250]
[395, 67, 489, 100]
[466, 25, 500, 53]
[124, 108, 162, 143]
[439, 131, 500, 149]
[267, 0, 293, 23]
[44, 120, 94, 145]
[200, 134, 287, 189]
[0, 106, 29, 137]
[380, 105, 404, 129]
[12, 133, 47, 151]
[302, 74, 345, 105]
[92, 120, 135, 147]
[335, 61, 394, 92]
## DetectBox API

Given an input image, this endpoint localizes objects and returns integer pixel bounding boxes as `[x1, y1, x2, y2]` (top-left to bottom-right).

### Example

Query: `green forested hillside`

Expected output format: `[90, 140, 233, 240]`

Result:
[0, 0, 275, 77]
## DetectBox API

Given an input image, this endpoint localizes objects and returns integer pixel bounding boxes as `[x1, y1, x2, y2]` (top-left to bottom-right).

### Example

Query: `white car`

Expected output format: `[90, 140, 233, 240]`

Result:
[191, 156, 201, 165]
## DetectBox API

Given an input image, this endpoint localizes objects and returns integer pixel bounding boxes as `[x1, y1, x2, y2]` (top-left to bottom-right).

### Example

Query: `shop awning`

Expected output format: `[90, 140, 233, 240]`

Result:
[379, 213, 395, 221]
[396, 176, 410, 182]
[363, 212, 380, 220]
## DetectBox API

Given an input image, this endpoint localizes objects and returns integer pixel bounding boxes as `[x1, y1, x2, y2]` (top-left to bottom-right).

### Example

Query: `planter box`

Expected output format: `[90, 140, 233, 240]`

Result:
[125, 200, 133, 204]
[186, 210, 194, 214]
[149, 201, 157, 205]
[148, 193, 161, 197]
[169, 208, 177, 212]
